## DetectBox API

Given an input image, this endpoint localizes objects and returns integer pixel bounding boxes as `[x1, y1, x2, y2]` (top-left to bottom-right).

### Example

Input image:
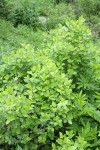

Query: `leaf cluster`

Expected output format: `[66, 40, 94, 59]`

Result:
[0, 17, 100, 150]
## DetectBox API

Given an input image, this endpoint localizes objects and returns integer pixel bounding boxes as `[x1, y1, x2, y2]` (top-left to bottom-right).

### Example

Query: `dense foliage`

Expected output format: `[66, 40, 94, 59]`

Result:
[0, 0, 9, 18]
[7, 0, 38, 28]
[77, 0, 100, 36]
[0, 0, 100, 35]
[0, 0, 100, 149]
[0, 16, 100, 149]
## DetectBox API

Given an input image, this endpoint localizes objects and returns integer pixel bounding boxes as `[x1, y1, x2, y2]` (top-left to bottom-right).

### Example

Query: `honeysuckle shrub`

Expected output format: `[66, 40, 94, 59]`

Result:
[0, 17, 100, 150]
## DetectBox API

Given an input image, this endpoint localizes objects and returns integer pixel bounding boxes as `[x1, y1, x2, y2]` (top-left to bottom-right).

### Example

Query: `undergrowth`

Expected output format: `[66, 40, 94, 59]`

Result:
[0, 16, 100, 150]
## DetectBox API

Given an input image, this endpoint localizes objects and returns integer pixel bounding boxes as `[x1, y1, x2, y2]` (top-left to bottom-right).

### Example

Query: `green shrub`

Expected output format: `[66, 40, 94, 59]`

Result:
[0, 17, 100, 150]
[52, 132, 88, 150]
[41, 18, 100, 149]
[0, 45, 73, 149]
[5, 0, 75, 30]
[46, 3, 75, 30]
[42, 16, 100, 97]
[89, 15, 100, 37]
[0, 19, 16, 61]
[0, 18, 44, 60]
[77, 0, 100, 16]
[0, 0, 9, 18]
[73, 0, 100, 37]
[7, 0, 38, 27]
[34, 0, 75, 30]
[34, 0, 53, 16]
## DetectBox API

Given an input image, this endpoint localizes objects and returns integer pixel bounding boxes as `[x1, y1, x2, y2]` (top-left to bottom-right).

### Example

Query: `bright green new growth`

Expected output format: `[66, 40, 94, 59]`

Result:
[0, 17, 100, 150]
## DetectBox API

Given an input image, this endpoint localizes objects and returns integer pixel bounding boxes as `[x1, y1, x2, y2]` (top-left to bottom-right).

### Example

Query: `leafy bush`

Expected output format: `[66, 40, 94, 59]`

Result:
[0, 17, 100, 150]
[0, 18, 44, 60]
[7, 0, 38, 27]
[40, 17, 100, 148]
[77, 0, 100, 16]
[88, 15, 100, 37]
[7, 0, 75, 30]
[0, 19, 15, 61]
[46, 3, 75, 30]
[34, 0, 75, 30]
[71, 0, 100, 37]
[0, 0, 9, 18]
[42, 16, 100, 97]
[0, 45, 73, 149]
[52, 132, 88, 150]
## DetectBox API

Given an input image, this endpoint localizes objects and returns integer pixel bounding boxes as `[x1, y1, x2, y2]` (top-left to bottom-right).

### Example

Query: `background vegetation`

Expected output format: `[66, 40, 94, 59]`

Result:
[0, 0, 100, 150]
